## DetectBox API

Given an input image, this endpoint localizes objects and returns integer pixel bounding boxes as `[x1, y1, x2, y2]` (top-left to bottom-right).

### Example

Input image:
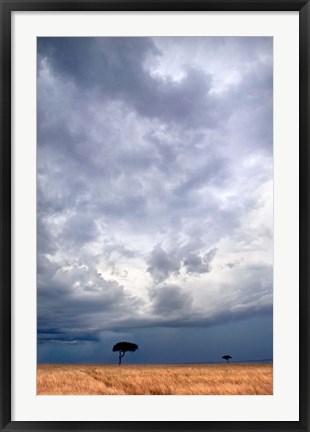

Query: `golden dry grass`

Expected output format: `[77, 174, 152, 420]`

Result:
[37, 363, 272, 395]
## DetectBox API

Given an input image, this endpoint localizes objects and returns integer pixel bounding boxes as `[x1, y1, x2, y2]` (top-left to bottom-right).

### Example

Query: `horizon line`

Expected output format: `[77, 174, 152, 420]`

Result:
[37, 358, 273, 365]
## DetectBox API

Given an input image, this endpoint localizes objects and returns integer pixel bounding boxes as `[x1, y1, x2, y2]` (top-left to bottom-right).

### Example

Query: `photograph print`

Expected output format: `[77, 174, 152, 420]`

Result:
[37, 36, 273, 395]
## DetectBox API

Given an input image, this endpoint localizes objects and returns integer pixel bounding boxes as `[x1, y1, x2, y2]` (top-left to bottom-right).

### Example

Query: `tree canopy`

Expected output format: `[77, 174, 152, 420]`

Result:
[112, 341, 138, 365]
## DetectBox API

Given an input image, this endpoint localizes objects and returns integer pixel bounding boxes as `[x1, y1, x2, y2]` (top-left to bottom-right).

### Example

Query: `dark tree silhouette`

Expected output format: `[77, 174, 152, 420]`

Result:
[112, 341, 138, 365]
[222, 355, 232, 364]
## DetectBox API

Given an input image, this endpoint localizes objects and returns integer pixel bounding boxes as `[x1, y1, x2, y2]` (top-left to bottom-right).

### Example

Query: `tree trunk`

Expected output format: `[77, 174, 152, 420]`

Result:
[119, 351, 125, 365]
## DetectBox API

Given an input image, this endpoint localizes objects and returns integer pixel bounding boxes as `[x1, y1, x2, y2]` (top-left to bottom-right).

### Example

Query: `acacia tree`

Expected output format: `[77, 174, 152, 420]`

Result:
[112, 341, 138, 365]
[222, 355, 232, 364]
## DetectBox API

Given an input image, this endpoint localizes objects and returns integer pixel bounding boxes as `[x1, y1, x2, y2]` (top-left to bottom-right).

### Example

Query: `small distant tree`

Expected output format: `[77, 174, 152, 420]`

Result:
[222, 355, 232, 364]
[112, 341, 138, 365]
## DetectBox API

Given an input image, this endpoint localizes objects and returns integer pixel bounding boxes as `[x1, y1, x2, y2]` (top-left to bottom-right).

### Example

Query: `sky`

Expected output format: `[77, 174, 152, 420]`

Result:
[37, 37, 273, 364]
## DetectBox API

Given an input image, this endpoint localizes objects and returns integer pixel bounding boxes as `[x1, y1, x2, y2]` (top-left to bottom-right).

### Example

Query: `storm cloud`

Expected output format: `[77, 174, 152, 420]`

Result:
[37, 37, 273, 363]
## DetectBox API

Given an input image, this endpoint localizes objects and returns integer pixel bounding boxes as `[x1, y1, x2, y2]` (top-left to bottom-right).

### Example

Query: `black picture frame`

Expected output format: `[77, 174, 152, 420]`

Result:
[1, 0, 309, 430]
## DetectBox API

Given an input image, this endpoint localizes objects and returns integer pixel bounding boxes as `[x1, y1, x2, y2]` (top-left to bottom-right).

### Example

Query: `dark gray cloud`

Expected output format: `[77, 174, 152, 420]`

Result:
[37, 37, 273, 362]
[147, 245, 180, 283]
[151, 284, 193, 316]
[37, 254, 143, 346]
[184, 248, 217, 274]
[38, 38, 217, 128]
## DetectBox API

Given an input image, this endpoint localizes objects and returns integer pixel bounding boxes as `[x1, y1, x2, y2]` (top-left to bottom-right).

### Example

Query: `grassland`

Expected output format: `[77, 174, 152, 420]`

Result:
[37, 363, 272, 395]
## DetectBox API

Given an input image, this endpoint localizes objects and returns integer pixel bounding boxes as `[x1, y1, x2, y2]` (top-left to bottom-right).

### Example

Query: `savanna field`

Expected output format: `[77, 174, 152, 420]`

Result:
[37, 363, 273, 395]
